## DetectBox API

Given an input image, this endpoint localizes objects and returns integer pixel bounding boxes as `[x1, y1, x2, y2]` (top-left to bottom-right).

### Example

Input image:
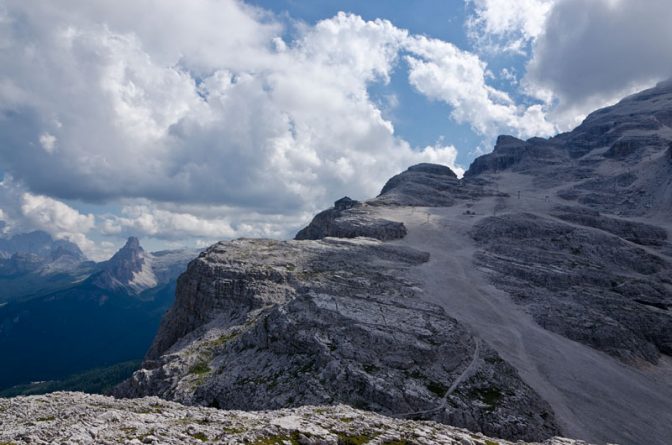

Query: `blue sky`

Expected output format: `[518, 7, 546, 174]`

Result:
[0, 0, 669, 259]
[249, 0, 529, 165]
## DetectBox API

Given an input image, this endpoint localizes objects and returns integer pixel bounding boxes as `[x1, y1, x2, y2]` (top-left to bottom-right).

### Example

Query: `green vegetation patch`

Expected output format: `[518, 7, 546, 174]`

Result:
[425, 381, 448, 397]
[221, 426, 246, 434]
[297, 360, 315, 373]
[209, 332, 239, 348]
[337, 433, 375, 445]
[469, 387, 503, 410]
[133, 405, 164, 414]
[405, 369, 423, 379]
[189, 432, 209, 442]
[189, 360, 212, 376]
[36, 416, 56, 422]
[251, 431, 301, 445]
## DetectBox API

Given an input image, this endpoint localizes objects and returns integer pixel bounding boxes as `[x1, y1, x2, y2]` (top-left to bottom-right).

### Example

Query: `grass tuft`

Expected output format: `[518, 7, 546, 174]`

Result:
[189, 361, 211, 376]
[337, 433, 374, 445]
[189, 432, 208, 442]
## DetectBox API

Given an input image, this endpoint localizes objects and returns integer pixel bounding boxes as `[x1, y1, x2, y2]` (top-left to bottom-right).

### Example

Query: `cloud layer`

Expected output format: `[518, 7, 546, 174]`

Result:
[0, 0, 551, 256]
[524, 0, 672, 124]
[467, 0, 554, 53]
[0, 4, 468, 210]
[0, 176, 98, 257]
[1, 0, 669, 257]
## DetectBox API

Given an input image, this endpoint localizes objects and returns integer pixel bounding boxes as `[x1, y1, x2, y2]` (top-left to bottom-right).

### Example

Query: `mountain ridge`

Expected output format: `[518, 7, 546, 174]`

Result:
[114, 81, 672, 445]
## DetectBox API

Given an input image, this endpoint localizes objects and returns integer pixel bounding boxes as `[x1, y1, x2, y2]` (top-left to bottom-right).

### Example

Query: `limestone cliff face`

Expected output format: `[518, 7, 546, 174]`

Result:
[116, 238, 558, 442]
[295, 197, 407, 241]
[374, 162, 494, 207]
[471, 210, 672, 364]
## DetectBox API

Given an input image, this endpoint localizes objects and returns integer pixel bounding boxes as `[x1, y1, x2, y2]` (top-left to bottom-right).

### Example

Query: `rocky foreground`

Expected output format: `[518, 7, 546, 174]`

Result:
[0, 392, 595, 445]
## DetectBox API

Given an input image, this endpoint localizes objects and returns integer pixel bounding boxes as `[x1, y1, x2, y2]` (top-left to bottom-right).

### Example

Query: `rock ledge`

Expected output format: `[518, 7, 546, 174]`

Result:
[0, 392, 595, 445]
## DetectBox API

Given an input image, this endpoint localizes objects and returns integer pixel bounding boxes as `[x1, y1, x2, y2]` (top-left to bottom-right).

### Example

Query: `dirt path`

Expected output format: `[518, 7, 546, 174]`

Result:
[376, 203, 672, 445]
[395, 338, 481, 419]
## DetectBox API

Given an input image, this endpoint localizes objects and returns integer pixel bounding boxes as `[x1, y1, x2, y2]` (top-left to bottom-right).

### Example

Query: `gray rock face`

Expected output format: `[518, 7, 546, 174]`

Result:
[113, 81, 672, 445]
[407, 162, 458, 176]
[551, 205, 667, 246]
[463, 82, 672, 217]
[471, 211, 672, 364]
[116, 238, 558, 441]
[558, 80, 672, 159]
[373, 164, 496, 207]
[459, 81, 672, 369]
[295, 197, 407, 241]
[0, 393, 590, 445]
[466, 136, 568, 177]
[603, 134, 667, 159]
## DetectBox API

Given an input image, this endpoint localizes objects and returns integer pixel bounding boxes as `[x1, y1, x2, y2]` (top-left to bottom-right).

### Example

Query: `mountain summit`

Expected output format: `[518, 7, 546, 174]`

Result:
[94, 237, 157, 293]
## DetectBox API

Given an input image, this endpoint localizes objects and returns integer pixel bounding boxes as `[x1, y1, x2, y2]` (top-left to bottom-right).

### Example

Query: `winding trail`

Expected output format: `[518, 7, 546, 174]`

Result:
[395, 338, 481, 418]
[374, 194, 672, 445]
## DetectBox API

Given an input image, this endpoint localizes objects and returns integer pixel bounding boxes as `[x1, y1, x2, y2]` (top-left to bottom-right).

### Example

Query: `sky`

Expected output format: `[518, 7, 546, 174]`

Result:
[0, 0, 671, 260]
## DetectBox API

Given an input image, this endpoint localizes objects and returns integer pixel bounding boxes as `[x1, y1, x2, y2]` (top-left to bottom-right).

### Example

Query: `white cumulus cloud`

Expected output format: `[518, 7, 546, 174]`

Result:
[0, 1, 563, 256]
[0, 176, 102, 258]
[466, 0, 555, 54]
[404, 35, 556, 141]
[39, 133, 56, 153]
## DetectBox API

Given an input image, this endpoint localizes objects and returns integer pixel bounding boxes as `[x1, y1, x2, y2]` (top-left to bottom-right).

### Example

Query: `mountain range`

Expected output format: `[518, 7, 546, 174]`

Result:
[2, 81, 672, 445]
[112, 81, 672, 445]
[0, 235, 198, 390]
[0, 230, 94, 304]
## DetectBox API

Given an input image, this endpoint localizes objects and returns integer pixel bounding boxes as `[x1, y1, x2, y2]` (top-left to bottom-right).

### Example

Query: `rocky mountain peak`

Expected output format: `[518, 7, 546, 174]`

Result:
[463, 81, 672, 216]
[110, 236, 145, 262]
[333, 196, 359, 211]
[123, 236, 142, 250]
[93, 236, 157, 294]
[406, 162, 457, 177]
[295, 195, 406, 241]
